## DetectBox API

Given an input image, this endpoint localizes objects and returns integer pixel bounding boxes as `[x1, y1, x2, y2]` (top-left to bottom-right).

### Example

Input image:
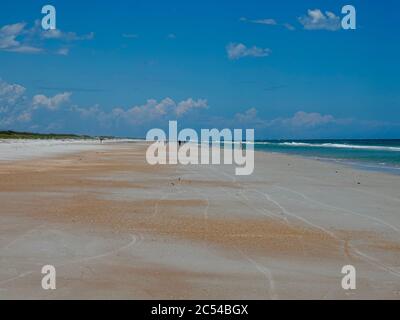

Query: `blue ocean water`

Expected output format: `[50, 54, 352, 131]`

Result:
[253, 139, 400, 174]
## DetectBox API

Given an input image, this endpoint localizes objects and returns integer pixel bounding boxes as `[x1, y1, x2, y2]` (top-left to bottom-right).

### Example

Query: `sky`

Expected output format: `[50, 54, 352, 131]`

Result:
[0, 0, 399, 139]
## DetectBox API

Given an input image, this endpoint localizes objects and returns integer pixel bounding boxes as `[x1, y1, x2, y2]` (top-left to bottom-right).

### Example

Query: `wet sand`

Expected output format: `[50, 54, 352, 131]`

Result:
[0, 141, 400, 299]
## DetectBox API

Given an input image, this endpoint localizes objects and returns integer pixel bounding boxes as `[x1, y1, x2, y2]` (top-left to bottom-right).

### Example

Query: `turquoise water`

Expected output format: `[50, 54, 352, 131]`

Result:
[253, 139, 400, 174]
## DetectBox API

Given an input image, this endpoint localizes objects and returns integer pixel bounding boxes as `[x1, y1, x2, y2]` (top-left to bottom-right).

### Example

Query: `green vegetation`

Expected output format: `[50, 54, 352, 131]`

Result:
[0, 130, 93, 140]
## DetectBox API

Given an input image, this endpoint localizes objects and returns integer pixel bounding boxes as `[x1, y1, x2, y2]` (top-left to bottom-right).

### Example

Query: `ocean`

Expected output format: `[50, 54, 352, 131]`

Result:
[252, 139, 400, 174]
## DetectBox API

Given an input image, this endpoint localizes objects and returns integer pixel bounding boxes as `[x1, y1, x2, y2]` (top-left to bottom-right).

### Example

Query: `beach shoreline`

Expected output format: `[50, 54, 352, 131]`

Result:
[0, 141, 399, 299]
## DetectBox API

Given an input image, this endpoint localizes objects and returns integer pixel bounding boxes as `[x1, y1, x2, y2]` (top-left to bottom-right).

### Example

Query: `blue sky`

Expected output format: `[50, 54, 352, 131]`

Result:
[0, 0, 399, 138]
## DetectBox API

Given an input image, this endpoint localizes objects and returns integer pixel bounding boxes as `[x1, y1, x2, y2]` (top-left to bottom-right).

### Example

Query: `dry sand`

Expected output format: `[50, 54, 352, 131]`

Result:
[0, 141, 399, 299]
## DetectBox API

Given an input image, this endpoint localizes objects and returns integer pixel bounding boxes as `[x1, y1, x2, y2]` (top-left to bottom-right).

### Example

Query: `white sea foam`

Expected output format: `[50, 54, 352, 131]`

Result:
[251, 141, 400, 152]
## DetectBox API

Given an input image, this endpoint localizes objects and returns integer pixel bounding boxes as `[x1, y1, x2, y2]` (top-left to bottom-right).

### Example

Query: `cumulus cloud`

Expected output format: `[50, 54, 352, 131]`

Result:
[1, 77, 398, 138]
[0, 90, 72, 127]
[32, 92, 72, 110]
[234, 108, 266, 127]
[109, 98, 208, 124]
[69, 97, 209, 130]
[0, 79, 29, 127]
[200, 107, 266, 129]
[278, 111, 336, 127]
[16, 111, 32, 123]
[0, 22, 42, 53]
[298, 9, 341, 31]
[1, 76, 209, 133]
[71, 104, 102, 118]
[117, 98, 176, 123]
[0, 23, 25, 49]
[226, 43, 271, 60]
[0, 79, 26, 105]
[175, 98, 208, 116]
[230, 108, 338, 129]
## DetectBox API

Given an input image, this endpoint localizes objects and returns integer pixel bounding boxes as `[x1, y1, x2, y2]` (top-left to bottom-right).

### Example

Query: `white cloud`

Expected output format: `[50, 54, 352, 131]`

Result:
[298, 9, 341, 31]
[2, 82, 74, 128]
[6, 46, 43, 53]
[72, 105, 102, 118]
[56, 48, 69, 56]
[240, 17, 295, 30]
[175, 98, 208, 116]
[0, 20, 94, 54]
[17, 111, 32, 123]
[0, 79, 29, 127]
[233, 108, 267, 128]
[0, 79, 26, 105]
[72, 97, 208, 127]
[32, 92, 72, 110]
[41, 29, 94, 41]
[279, 111, 335, 127]
[231, 109, 338, 129]
[1, 77, 397, 138]
[1, 76, 209, 132]
[226, 43, 271, 60]
[230, 110, 398, 138]
[251, 19, 277, 25]
[0, 22, 42, 53]
[0, 23, 24, 48]
[235, 108, 258, 122]
[283, 23, 295, 31]
[113, 97, 208, 124]
[123, 98, 176, 122]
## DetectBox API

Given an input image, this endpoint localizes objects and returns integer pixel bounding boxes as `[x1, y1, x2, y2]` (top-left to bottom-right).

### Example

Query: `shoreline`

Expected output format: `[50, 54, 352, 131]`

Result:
[263, 151, 400, 177]
[1, 138, 399, 176]
[313, 156, 400, 176]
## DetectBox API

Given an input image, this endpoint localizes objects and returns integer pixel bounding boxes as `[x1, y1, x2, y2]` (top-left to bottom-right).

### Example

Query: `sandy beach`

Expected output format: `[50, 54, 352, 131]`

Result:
[0, 141, 399, 299]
